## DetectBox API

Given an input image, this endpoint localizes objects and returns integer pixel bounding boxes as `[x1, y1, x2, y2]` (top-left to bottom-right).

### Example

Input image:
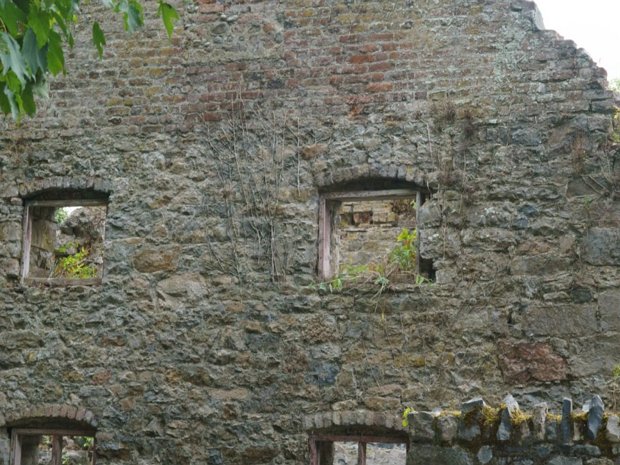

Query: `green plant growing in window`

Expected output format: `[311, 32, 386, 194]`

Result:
[53, 246, 97, 279]
[388, 228, 417, 271]
[79, 436, 95, 450]
[54, 207, 69, 224]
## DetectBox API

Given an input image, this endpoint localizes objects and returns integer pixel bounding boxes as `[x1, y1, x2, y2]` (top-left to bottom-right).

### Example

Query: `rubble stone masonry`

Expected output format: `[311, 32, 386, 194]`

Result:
[0, 0, 618, 463]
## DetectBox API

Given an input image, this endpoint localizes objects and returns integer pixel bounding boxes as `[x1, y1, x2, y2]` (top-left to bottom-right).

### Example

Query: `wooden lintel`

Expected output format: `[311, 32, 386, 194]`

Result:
[321, 189, 418, 202]
[26, 199, 108, 208]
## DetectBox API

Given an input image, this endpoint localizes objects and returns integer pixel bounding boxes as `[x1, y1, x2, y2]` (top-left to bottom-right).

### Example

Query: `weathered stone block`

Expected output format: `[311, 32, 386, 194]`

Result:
[599, 290, 620, 332]
[606, 415, 620, 443]
[522, 306, 597, 337]
[411, 411, 436, 442]
[437, 415, 458, 444]
[408, 445, 473, 465]
[498, 341, 567, 383]
[132, 246, 180, 273]
[581, 228, 620, 266]
[548, 458, 582, 465]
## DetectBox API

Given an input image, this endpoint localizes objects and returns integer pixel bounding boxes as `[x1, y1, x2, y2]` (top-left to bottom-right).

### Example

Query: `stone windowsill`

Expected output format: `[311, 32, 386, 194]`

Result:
[23, 277, 102, 287]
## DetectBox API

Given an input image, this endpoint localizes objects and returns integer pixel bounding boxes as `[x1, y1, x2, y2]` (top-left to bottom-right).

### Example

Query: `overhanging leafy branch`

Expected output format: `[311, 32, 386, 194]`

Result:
[0, 0, 179, 119]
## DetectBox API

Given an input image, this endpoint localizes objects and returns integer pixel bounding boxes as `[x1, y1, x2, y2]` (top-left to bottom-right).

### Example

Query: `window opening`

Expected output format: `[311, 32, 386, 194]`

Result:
[11, 429, 96, 465]
[309, 434, 407, 465]
[22, 194, 108, 285]
[318, 188, 434, 282]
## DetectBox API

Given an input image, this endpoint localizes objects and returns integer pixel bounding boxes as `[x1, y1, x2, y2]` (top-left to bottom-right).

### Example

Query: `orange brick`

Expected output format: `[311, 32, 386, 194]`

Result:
[366, 82, 393, 92]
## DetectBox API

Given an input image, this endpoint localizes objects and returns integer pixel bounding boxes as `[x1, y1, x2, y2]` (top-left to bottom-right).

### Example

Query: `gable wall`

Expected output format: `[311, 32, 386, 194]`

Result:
[0, 1, 618, 463]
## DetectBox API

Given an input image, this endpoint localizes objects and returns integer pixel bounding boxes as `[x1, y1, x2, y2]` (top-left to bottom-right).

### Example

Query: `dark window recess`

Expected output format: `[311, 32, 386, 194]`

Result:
[22, 192, 108, 285]
[309, 434, 407, 465]
[318, 188, 434, 282]
[11, 429, 96, 465]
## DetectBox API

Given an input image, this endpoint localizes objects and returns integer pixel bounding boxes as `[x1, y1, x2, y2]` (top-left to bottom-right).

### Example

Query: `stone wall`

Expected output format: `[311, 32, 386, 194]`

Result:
[336, 198, 416, 271]
[303, 395, 620, 465]
[405, 395, 620, 465]
[0, 0, 618, 464]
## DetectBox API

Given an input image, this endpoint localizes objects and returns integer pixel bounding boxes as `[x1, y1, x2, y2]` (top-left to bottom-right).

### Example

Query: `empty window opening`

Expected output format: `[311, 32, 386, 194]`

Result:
[11, 429, 95, 465]
[318, 188, 434, 282]
[310, 435, 407, 465]
[22, 192, 108, 284]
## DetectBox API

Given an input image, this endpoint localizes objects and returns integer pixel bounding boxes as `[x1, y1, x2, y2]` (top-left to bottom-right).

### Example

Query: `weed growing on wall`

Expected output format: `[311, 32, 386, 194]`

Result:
[608, 364, 620, 410]
[53, 245, 97, 279]
[389, 228, 416, 271]
[317, 227, 429, 294]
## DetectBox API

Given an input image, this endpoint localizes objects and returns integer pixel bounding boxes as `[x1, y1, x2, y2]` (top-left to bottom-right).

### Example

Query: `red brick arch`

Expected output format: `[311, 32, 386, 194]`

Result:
[1, 404, 98, 429]
[303, 409, 406, 433]
[17, 177, 112, 199]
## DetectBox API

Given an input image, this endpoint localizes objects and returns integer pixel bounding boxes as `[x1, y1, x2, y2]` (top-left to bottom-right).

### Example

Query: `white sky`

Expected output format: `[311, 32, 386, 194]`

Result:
[534, 0, 620, 81]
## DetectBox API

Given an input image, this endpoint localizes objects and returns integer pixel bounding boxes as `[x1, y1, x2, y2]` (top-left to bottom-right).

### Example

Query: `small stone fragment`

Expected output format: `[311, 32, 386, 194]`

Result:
[411, 411, 436, 441]
[438, 415, 458, 443]
[532, 402, 548, 441]
[458, 419, 481, 442]
[497, 394, 519, 442]
[503, 394, 519, 413]
[477, 445, 493, 464]
[497, 409, 512, 441]
[573, 419, 583, 442]
[587, 395, 604, 440]
[561, 398, 573, 444]
[461, 397, 487, 415]
[606, 415, 620, 443]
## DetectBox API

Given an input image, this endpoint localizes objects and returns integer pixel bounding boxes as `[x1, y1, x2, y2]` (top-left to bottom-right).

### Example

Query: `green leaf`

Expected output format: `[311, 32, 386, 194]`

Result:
[118, 0, 143, 32]
[46, 29, 64, 75]
[51, 10, 74, 47]
[0, 32, 30, 86]
[3, 84, 19, 119]
[22, 28, 47, 74]
[92, 21, 106, 58]
[31, 74, 48, 99]
[0, 82, 11, 115]
[51, 0, 79, 18]
[0, 0, 27, 36]
[27, 7, 51, 48]
[21, 81, 35, 115]
[157, 1, 178, 38]
[5, 69, 22, 93]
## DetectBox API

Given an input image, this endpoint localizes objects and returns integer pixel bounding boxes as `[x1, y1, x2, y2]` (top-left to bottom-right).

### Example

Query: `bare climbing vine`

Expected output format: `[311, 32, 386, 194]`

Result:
[203, 99, 299, 283]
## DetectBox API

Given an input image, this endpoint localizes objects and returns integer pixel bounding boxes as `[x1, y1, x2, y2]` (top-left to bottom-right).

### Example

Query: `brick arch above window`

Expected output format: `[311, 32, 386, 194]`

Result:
[2, 404, 98, 465]
[304, 410, 409, 465]
[1, 404, 98, 430]
[313, 166, 431, 191]
[18, 177, 112, 200]
[19, 181, 111, 285]
[303, 410, 406, 433]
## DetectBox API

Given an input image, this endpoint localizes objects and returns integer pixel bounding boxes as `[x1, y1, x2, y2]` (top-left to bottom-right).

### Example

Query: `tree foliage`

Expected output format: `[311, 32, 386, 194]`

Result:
[0, 0, 179, 119]
[611, 78, 620, 94]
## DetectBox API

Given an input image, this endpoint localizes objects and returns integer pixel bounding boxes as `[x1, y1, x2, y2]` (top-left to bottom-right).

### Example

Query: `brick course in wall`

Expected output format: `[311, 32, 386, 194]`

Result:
[0, 0, 618, 463]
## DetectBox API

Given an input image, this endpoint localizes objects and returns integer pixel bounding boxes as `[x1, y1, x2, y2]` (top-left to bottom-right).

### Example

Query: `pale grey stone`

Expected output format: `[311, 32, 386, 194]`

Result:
[532, 402, 548, 441]
[477, 446, 493, 464]
[606, 415, 620, 443]
[587, 395, 604, 440]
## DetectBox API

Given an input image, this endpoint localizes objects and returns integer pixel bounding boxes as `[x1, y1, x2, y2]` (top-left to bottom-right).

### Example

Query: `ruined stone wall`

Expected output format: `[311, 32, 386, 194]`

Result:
[0, 0, 618, 463]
